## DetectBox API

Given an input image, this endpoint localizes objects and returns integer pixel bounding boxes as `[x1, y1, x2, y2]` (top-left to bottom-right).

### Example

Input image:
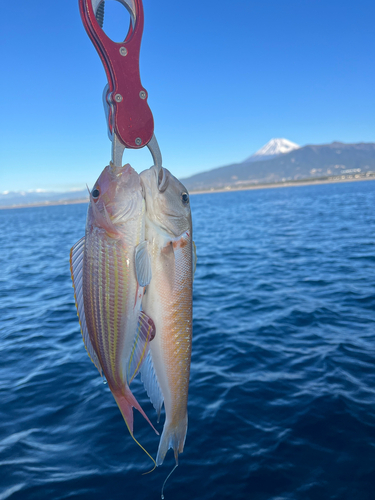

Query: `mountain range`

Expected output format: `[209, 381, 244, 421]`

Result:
[181, 139, 375, 192]
[2, 139, 375, 208]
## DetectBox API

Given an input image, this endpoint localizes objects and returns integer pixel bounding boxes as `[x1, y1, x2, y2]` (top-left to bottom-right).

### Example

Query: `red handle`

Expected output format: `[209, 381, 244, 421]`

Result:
[79, 0, 154, 149]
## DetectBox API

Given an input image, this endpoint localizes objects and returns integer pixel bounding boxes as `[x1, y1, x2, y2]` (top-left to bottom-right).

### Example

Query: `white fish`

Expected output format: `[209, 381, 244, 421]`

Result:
[140, 165, 196, 466]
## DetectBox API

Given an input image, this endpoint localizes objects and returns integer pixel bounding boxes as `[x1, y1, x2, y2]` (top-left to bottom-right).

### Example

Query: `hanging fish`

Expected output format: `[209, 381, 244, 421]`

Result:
[70, 163, 158, 445]
[140, 165, 196, 466]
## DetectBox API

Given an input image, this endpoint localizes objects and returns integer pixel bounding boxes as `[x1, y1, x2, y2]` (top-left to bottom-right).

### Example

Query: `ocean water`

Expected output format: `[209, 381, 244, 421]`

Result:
[1, 180, 375, 500]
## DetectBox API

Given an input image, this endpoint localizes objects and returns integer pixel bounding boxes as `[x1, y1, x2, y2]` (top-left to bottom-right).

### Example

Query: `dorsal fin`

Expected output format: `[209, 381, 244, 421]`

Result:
[70, 237, 103, 375]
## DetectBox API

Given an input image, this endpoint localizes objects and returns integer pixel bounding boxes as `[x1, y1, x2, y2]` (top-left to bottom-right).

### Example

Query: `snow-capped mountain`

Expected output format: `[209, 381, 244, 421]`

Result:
[181, 141, 375, 192]
[243, 138, 300, 163]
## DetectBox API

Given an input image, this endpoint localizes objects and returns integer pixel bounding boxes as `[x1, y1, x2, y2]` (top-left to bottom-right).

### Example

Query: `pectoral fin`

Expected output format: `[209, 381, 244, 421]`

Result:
[70, 237, 103, 375]
[135, 241, 152, 286]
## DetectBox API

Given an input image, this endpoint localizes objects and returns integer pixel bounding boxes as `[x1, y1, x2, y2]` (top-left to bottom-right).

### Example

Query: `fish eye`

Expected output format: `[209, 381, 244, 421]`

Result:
[181, 192, 189, 205]
[92, 188, 100, 199]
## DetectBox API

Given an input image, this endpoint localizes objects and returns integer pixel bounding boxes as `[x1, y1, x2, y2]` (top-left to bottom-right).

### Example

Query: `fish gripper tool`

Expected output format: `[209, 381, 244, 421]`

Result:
[79, 0, 162, 170]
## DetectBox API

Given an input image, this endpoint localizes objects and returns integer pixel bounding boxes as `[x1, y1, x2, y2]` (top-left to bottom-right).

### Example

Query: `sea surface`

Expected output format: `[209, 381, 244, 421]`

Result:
[1, 180, 375, 500]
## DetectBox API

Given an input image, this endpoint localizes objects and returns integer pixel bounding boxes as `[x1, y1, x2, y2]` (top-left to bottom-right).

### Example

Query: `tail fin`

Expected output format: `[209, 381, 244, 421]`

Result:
[111, 385, 159, 436]
[156, 414, 188, 466]
[112, 385, 158, 473]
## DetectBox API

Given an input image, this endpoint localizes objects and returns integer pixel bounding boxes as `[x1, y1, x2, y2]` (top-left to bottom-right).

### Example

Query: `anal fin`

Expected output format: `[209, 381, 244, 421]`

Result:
[140, 351, 164, 422]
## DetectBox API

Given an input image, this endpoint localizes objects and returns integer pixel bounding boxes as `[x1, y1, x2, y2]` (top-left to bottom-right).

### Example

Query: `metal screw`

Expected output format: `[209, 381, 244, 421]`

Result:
[119, 47, 128, 56]
[139, 91, 147, 100]
[115, 94, 123, 102]
[135, 138, 142, 146]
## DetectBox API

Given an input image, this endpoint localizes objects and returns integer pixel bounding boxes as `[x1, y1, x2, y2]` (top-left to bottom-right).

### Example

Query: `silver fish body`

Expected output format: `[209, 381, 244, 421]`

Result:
[140, 165, 195, 465]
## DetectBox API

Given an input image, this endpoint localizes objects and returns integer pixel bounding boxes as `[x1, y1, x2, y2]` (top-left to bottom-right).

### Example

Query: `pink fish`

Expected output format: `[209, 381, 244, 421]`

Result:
[70, 163, 157, 442]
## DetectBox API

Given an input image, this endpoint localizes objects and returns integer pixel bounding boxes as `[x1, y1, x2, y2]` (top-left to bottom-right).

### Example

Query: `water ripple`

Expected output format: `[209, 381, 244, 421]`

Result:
[1, 182, 375, 499]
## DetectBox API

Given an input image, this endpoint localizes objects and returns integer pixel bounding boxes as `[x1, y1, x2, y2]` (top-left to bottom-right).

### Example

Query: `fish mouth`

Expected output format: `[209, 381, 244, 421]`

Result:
[108, 163, 132, 178]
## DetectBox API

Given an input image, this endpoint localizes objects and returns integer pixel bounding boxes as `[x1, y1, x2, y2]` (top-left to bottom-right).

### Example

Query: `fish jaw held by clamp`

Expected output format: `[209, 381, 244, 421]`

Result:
[79, 0, 154, 150]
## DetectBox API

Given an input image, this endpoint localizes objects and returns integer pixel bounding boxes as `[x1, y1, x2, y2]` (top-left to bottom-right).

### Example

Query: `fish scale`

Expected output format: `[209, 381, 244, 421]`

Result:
[84, 229, 137, 390]
[155, 232, 193, 459]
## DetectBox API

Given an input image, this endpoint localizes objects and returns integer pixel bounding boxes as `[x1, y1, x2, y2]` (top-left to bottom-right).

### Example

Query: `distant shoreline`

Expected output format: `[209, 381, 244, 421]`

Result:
[0, 198, 89, 210]
[1, 175, 375, 210]
[189, 174, 375, 195]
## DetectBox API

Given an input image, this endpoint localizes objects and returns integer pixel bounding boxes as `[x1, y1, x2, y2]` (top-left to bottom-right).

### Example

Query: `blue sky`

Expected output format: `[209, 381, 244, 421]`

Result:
[1, 0, 374, 192]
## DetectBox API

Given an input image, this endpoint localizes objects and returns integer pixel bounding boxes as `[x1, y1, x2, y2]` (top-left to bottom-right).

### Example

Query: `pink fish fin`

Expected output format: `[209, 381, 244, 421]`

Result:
[127, 312, 156, 385]
[111, 386, 158, 474]
[140, 351, 164, 422]
[111, 388, 134, 434]
[88, 187, 121, 239]
[156, 414, 188, 466]
[112, 384, 159, 435]
[70, 237, 103, 376]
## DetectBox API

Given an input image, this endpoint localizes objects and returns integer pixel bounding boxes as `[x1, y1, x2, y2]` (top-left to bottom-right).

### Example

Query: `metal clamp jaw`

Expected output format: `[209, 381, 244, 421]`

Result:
[79, 0, 162, 171]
